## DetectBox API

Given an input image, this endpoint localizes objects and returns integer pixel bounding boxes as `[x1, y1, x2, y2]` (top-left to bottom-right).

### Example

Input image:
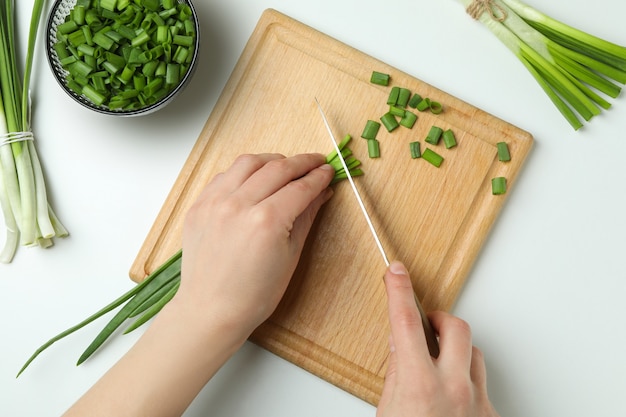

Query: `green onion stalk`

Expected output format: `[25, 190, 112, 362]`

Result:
[0, 0, 67, 263]
[17, 139, 363, 376]
[456, 0, 626, 130]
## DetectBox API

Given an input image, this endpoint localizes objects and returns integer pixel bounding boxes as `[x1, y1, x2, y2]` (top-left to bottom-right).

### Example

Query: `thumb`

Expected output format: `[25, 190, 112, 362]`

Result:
[377, 335, 398, 412]
[383, 261, 432, 366]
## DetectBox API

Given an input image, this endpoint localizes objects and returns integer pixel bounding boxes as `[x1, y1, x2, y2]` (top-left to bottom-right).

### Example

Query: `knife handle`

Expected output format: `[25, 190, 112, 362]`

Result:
[413, 292, 440, 358]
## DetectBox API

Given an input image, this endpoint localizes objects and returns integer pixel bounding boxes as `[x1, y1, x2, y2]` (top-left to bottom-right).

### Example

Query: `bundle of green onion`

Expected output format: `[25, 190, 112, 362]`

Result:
[17, 142, 362, 376]
[457, 0, 626, 130]
[1, 0, 67, 264]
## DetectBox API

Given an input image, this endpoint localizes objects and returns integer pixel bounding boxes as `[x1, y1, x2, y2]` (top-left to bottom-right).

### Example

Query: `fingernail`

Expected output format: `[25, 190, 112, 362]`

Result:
[389, 261, 407, 275]
[320, 163, 334, 172]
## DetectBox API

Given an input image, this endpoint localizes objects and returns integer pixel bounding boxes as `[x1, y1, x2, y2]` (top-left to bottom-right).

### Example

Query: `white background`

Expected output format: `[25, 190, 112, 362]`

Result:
[2, 0, 625, 416]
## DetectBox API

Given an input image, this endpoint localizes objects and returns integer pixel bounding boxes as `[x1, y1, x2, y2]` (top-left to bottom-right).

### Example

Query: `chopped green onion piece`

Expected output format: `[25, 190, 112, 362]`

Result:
[328, 148, 353, 172]
[93, 28, 116, 50]
[159, 8, 178, 20]
[422, 148, 444, 167]
[416, 97, 431, 111]
[497, 142, 511, 162]
[387, 86, 400, 105]
[173, 35, 194, 47]
[143, 0, 160, 12]
[443, 129, 457, 149]
[77, 43, 96, 57]
[82, 85, 107, 106]
[389, 105, 405, 117]
[380, 112, 399, 132]
[60, 55, 78, 66]
[370, 70, 390, 86]
[57, 20, 78, 35]
[367, 139, 381, 158]
[400, 111, 418, 128]
[162, 0, 176, 9]
[67, 30, 87, 47]
[100, 0, 117, 11]
[397, 88, 411, 107]
[491, 177, 507, 195]
[425, 126, 443, 145]
[131, 30, 151, 48]
[429, 101, 443, 114]
[72, 5, 86, 25]
[325, 134, 352, 163]
[173, 46, 190, 64]
[69, 60, 94, 77]
[166, 63, 180, 85]
[410, 141, 422, 159]
[53, 42, 70, 59]
[332, 168, 364, 184]
[361, 120, 381, 140]
[408, 93, 423, 108]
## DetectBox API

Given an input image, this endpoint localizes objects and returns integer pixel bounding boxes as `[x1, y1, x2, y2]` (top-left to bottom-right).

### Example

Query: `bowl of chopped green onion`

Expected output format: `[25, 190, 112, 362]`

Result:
[45, 0, 199, 116]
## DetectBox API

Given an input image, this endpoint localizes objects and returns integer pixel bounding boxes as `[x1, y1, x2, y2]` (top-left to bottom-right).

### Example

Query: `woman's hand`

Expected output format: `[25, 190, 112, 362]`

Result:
[176, 152, 335, 336]
[377, 261, 500, 417]
[63, 153, 334, 417]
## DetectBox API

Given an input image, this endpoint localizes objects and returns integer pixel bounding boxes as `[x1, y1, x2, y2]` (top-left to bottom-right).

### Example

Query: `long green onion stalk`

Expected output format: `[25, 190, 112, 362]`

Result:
[17, 142, 362, 377]
[0, 0, 67, 263]
[457, 0, 626, 130]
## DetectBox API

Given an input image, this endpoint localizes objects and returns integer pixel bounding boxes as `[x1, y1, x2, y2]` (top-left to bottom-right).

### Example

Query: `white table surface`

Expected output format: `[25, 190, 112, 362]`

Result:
[2, 0, 625, 416]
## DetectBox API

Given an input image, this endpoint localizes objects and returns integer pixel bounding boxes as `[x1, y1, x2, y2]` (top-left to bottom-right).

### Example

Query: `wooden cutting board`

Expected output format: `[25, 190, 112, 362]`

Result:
[129, 8, 533, 405]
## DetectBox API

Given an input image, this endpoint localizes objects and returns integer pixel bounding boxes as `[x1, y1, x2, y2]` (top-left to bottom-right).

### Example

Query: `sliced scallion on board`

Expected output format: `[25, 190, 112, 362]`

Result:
[370, 70, 390, 86]
[361, 120, 381, 140]
[491, 176, 507, 194]
[410, 141, 422, 159]
[399, 110, 418, 128]
[497, 141, 511, 161]
[425, 126, 444, 145]
[367, 139, 381, 158]
[380, 112, 399, 132]
[443, 129, 457, 149]
[422, 148, 444, 167]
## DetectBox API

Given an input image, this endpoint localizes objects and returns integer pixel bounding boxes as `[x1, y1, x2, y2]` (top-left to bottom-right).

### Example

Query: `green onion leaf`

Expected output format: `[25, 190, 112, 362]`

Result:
[458, 0, 626, 130]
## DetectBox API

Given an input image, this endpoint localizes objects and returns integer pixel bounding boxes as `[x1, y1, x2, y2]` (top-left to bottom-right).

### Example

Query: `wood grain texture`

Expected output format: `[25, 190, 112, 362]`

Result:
[129, 9, 533, 406]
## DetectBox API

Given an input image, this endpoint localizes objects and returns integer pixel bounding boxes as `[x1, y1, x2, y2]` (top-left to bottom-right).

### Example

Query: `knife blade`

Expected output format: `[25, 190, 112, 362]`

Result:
[315, 98, 440, 358]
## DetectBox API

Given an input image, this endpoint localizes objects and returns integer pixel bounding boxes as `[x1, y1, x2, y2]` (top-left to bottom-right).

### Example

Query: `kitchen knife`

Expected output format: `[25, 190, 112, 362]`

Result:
[315, 98, 440, 358]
